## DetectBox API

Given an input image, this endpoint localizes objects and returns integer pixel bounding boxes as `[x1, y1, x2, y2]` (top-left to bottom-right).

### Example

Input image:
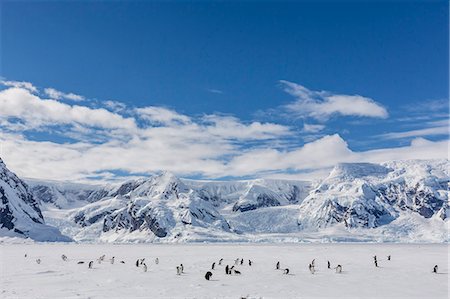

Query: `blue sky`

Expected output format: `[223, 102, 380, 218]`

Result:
[0, 1, 448, 182]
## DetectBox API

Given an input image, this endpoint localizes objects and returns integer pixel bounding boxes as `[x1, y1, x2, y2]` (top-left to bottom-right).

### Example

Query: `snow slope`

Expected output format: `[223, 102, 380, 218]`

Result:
[297, 160, 449, 231]
[0, 158, 70, 242]
[0, 243, 448, 298]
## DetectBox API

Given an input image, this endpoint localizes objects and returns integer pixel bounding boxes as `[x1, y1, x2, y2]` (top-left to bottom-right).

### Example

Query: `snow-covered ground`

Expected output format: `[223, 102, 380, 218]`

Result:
[1, 243, 448, 298]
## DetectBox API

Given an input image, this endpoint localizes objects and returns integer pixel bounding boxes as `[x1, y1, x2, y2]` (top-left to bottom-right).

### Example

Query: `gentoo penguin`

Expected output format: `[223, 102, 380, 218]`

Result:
[335, 265, 342, 273]
[88, 261, 93, 269]
[205, 271, 213, 280]
[283, 268, 290, 275]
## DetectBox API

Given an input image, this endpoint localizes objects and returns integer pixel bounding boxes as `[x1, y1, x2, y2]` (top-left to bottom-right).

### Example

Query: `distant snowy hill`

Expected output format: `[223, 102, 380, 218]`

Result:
[0, 158, 70, 241]
[19, 159, 450, 243]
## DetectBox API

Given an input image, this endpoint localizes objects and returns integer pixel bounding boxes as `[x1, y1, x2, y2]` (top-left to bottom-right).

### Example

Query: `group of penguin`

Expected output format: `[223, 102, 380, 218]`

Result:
[26, 252, 442, 280]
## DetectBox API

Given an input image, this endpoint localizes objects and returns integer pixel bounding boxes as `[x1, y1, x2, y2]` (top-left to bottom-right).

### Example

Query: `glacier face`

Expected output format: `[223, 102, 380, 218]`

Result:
[12, 159, 450, 243]
[0, 158, 71, 241]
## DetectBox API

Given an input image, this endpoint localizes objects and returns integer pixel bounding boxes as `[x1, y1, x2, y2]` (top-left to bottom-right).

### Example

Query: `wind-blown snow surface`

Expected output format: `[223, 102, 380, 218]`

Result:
[0, 243, 448, 298]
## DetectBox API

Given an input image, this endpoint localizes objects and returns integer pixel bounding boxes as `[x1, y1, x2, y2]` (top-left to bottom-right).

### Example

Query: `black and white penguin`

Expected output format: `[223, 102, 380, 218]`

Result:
[335, 265, 342, 273]
[36, 259, 41, 264]
[233, 269, 241, 275]
[88, 261, 93, 269]
[433, 265, 438, 273]
[61, 254, 67, 261]
[120, 260, 125, 264]
[136, 259, 140, 267]
[240, 258, 244, 265]
[218, 258, 223, 265]
[180, 264, 184, 273]
[176, 266, 181, 275]
[387, 255, 391, 261]
[327, 261, 331, 269]
[283, 268, 289, 275]
[309, 263, 315, 274]
[110, 256, 115, 264]
[225, 265, 230, 275]
[143, 263, 148, 272]
[211, 262, 215, 270]
[155, 258, 159, 264]
[276, 261, 280, 270]
[77, 261, 84, 264]
[248, 260, 252, 266]
[205, 271, 213, 280]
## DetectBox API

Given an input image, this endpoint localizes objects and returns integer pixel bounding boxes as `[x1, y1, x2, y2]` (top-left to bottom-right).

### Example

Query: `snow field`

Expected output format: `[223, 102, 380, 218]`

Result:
[0, 243, 448, 298]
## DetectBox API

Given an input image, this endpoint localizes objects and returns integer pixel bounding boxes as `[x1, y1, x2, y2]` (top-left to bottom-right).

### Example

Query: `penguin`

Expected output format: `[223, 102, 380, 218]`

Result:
[327, 261, 331, 269]
[309, 263, 315, 274]
[139, 258, 145, 265]
[77, 261, 85, 264]
[205, 271, 213, 280]
[218, 258, 223, 265]
[61, 254, 67, 261]
[120, 261, 125, 264]
[155, 258, 159, 264]
[24, 253, 27, 258]
[240, 258, 244, 265]
[248, 260, 252, 266]
[136, 259, 140, 267]
[311, 259, 315, 267]
[225, 265, 230, 275]
[335, 265, 342, 273]
[36, 259, 41, 264]
[283, 268, 289, 275]
[88, 261, 93, 269]
[99, 254, 105, 262]
[233, 269, 241, 275]
[235, 258, 239, 265]
[180, 264, 184, 273]
[374, 260, 378, 267]
[143, 263, 148, 272]
[211, 262, 215, 270]
[276, 261, 280, 270]
[110, 257, 115, 264]
[176, 266, 181, 275]
[387, 255, 391, 261]
[433, 265, 438, 273]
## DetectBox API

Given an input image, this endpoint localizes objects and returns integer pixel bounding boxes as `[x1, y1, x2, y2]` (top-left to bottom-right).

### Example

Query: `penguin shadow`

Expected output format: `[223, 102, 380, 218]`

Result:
[435, 272, 448, 275]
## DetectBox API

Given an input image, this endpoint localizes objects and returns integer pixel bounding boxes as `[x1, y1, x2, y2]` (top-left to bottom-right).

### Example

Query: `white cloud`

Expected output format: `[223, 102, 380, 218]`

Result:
[103, 100, 128, 113]
[44, 87, 85, 101]
[302, 123, 325, 133]
[281, 80, 388, 121]
[0, 82, 446, 183]
[0, 87, 136, 131]
[203, 115, 291, 140]
[135, 106, 191, 125]
[1, 80, 38, 93]
[379, 119, 449, 139]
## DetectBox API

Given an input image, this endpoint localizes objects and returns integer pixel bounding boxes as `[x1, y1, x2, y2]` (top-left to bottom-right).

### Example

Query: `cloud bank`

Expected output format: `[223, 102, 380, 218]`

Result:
[0, 80, 447, 182]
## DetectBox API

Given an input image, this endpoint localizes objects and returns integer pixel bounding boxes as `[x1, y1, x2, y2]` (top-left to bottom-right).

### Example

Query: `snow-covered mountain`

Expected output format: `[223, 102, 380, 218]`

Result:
[0, 158, 70, 241]
[11, 159, 450, 243]
[297, 160, 449, 230]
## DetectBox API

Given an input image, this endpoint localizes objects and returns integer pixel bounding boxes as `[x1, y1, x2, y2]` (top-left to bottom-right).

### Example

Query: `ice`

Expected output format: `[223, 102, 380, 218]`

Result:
[0, 243, 448, 298]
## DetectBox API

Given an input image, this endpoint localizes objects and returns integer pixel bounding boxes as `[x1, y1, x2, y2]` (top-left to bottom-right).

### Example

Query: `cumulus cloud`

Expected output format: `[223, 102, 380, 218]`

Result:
[0, 87, 136, 131]
[280, 80, 388, 121]
[0, 81, 446, 183]
[44, 87, 85, 101]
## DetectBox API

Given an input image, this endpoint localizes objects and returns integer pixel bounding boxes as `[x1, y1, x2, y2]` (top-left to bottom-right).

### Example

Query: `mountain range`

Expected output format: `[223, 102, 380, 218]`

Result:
[1, 157, 448, 243]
